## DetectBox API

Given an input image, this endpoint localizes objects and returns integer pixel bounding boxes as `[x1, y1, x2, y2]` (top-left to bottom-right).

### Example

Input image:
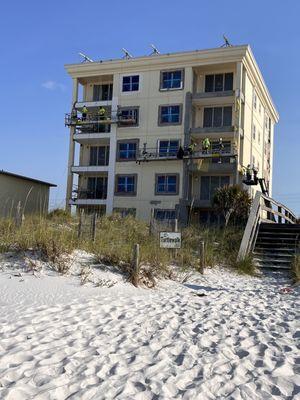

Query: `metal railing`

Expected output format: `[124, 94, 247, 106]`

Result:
[136, 145, 237, 162]
[238, 192, 297, 260]
[72, 189, 107, 200]
[65, 113, 137, 127]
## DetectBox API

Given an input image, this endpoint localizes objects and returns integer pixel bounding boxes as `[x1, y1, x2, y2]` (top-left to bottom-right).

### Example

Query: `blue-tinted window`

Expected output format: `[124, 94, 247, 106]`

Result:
[122, 75, 139, 92]
[118, 142, 137, 160]
[117, 176, 136, 193]
[159, 140, 179, 157]
[160, 105, 180, 124]
[156, 175, 177, 194]
[161, 70, 183, 89]
[155, 209, 176, 220]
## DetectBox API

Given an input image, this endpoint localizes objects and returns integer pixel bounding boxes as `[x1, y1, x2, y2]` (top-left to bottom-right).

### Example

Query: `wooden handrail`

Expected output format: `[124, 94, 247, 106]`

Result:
[238, 191, 297, 260]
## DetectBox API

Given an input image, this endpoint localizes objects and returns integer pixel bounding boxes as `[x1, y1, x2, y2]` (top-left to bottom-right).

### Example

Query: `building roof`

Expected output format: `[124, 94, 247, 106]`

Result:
[65, 44, 279, 122]
[0, 170, 57, 187]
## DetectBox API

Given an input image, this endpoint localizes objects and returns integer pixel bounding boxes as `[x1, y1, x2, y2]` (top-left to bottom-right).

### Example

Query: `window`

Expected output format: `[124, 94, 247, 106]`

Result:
[113, 208, 136, 217]
[89, 146, 109, 166]
[118, 107, 139, 127]
[253, 92, 257, 109]
[86, 177, 108, 199]
[253, 125, 256, 140]
[258, 130, 261, 144]
[158, 140, 179, 157]
[205, 73, 233, 92]
[122, 75, 139, 92]
[115, 175, 137, 195]
[154, 209, 176, 220]
[117, 140, 138, 161]
[155, 174, 178, 195]
[160, 70, 183, 90]
[203, 107, 232, 128]
[200, 176, 230, 200]
[93, 84, 113, 101]
[159, 105, 181, 125]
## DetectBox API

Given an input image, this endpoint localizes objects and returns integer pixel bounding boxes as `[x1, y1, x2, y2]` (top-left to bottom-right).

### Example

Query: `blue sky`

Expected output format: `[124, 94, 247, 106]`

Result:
[0, 0, 299, 214]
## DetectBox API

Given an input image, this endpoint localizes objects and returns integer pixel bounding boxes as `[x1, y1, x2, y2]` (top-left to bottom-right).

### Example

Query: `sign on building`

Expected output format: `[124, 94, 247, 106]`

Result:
[160, 232, 181, 249]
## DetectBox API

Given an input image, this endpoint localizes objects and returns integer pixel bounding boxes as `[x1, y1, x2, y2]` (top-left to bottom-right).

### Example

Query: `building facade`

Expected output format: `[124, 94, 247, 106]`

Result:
[0, 171, 56, 218]
[65, 45, 278, 224]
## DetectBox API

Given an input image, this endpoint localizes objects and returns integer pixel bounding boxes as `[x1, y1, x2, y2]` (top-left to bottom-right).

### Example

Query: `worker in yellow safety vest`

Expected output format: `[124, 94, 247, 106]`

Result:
[98, 107, 106, 119]
[202, 137, 210, 154]
[82, 105, 88, 121]
[187, 142, 197, 155]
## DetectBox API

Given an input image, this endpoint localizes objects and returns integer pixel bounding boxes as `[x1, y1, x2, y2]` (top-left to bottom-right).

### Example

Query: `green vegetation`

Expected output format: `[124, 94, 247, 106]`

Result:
[213, 185, 251, 227]
[0, 212, 254, 286]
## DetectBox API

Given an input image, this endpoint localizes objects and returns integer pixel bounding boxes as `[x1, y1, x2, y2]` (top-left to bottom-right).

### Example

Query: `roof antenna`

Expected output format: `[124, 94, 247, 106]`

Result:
[78, 52, 94, 62]
[221, 35, 233, 47]
[150, 44, 160, 55]
[122, 48, 133, 59]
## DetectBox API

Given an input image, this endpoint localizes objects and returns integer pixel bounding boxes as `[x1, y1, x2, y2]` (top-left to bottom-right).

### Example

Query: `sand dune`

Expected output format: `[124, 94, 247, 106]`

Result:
[0, 252, 299, 399]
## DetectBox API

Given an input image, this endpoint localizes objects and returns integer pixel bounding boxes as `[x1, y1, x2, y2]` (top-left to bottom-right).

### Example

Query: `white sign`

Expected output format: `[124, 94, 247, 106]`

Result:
[160, 232, 181, 249]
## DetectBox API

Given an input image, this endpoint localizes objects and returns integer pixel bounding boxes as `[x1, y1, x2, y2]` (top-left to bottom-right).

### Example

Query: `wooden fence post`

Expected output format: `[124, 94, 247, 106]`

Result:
[78, 209, 83, 239]
[91, 212, 96, 241]
[199, 240, 205, 274]
[174, 218, 178, 258]
[132, 244, 140, 286]
[149, 208, 154, 236]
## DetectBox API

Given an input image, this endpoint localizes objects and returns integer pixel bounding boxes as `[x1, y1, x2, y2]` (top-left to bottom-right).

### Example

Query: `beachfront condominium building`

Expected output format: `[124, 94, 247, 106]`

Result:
[65, 45, 278, 224]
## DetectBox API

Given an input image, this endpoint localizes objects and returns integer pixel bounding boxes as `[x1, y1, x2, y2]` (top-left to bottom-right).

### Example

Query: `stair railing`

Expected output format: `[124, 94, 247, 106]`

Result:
[238, 191, 297, 260]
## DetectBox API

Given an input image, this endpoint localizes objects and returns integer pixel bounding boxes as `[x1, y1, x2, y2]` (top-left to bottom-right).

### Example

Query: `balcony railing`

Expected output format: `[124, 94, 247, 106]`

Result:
[65, 112, 137, 127]
[73, 189, 107, 200]
[136, 145, 237, 162]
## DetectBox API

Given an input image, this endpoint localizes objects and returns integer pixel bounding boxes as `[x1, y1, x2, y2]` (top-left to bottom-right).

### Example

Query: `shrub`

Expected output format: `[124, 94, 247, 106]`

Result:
[213, 185, 251, 227]
[231, 255, 257, 275]
[291, 254, 300, 283]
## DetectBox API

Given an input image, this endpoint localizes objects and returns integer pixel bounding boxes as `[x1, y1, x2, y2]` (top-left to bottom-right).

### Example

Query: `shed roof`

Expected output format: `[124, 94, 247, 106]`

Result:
[0, 170, 57, 187]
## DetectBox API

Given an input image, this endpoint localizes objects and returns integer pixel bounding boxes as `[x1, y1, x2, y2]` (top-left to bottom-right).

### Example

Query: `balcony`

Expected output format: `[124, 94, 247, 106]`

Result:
[189, 159, 237, 174]
[136, 148, 179, 163]
[192, 90, 235, 106]
[70, 188, 107, 206]
[65, 111, 137, 128]
[71, 164, 109, 175]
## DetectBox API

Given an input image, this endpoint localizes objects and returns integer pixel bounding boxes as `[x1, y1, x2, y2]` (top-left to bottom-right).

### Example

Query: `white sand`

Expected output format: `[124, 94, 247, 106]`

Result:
[0, 252, 299, 399]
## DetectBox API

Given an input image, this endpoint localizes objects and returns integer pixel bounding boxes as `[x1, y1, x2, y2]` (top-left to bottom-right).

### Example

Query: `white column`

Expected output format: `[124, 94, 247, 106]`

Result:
[235, 62, 243, 184]
[106, 94, 118, 214]
[65, 78, 78, 210]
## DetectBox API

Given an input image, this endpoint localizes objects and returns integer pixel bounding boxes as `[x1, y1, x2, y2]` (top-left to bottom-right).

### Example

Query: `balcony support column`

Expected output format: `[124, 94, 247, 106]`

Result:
[179, 91, 192, 226]
[66, 78, 79, 210]
[235, 61, 243, 184]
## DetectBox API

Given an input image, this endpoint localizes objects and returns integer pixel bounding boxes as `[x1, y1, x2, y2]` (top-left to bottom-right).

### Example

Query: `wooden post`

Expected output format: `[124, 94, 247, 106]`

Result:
[91, 212, 96, 241]
[199, 240, 205, 274]
[132, 244, 140, 286]
[174, 218, 178, 258]
[149, 208, 154, 236]
[78, 209, 83, 239]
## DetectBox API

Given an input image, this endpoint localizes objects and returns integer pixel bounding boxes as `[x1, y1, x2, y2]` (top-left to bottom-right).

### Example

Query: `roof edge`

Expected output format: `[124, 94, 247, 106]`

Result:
[0, 170, 57, 187]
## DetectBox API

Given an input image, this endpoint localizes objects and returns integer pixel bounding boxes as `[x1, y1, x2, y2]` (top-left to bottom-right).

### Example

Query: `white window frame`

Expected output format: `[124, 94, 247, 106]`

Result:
[120, 74, 141, 94]
[157, 139, 180, 157]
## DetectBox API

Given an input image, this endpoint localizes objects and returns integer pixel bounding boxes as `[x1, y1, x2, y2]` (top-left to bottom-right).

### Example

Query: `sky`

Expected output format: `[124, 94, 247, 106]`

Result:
[0, 0, 299, 214]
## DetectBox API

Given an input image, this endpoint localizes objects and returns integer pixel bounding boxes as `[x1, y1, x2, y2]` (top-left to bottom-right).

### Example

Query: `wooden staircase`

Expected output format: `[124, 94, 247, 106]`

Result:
[253, 223, 300, 269]
[238, 192, 298, 271]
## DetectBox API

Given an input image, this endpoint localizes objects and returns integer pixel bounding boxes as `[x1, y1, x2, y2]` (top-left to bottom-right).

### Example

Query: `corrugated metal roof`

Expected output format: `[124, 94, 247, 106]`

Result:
[0, 170, 57, 187]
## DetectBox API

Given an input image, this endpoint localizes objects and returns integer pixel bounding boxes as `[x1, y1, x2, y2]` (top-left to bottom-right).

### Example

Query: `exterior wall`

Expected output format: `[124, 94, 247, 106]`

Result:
[65, 46, 278, 222]
[0, 175, 50, 218]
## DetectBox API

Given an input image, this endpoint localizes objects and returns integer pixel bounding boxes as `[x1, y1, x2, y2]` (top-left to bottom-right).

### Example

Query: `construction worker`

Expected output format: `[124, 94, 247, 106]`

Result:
[218, 137, 225, 163]
[202, 137, 210, 154]
[98, 107, 106, 120]
[246, 164, 252, 182]
[82, 105, 88, 121]
[187, 142, 197, 155]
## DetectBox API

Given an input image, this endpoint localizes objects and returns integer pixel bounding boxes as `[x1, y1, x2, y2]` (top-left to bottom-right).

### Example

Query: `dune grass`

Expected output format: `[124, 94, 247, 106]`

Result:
[0, 212, 249, 285]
